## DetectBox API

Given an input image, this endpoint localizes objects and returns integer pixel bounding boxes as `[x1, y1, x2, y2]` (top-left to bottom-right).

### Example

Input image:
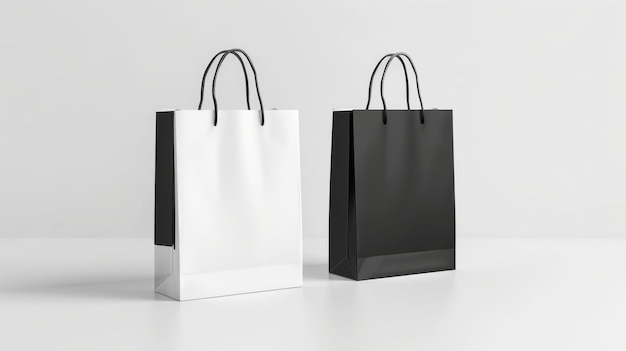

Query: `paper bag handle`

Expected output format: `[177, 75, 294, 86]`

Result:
[366, 53, 411, 111]
[198, 49, 265, 126]
[198, 49, 251, 112]
[370, 52, 425, 124]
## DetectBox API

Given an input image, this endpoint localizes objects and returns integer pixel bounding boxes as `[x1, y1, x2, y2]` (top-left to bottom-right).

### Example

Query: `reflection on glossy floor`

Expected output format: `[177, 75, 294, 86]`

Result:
[0, 237, 624, 350]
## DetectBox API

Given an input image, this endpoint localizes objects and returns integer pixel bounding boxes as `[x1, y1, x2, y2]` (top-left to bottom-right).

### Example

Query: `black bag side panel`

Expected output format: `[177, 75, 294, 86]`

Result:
[352, 110, 455, 279]
[155, 111, 175, 247]
[347, 115, 358, 277]
[329, 111, 357, 279]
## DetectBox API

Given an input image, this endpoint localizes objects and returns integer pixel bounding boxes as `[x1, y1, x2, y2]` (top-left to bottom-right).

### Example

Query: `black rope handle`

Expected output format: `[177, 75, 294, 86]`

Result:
[198, 50, 251, 111]
[379, 52, 425, 125]
[211, 49, 265, 126]
[366, 53, 411, 110]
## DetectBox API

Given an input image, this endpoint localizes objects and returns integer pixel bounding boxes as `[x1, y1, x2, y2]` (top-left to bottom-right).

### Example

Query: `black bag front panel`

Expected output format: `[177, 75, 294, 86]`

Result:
[353, 110, 455, 257]
[330, 110, 455, 280]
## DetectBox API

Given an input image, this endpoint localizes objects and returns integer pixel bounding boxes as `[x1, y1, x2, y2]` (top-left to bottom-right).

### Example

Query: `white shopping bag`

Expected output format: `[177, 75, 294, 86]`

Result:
[154, 49, 302, 301]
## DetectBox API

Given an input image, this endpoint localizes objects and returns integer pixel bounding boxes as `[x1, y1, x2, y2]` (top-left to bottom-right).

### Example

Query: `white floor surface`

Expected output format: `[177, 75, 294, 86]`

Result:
[0, 237, 624, 350]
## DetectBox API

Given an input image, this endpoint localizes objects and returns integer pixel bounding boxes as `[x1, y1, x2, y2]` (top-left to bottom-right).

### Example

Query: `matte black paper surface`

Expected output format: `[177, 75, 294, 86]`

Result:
[329, 110, 455, 280]
[154, 111, 175, 247]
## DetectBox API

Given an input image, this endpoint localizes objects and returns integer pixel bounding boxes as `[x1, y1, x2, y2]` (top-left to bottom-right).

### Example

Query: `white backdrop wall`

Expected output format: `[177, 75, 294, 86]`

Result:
[1, 0, 625, 238]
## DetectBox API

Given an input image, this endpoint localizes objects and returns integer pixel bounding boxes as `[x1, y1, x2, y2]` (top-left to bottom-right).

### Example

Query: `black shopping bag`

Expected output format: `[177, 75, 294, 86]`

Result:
[329, 52, 455, 280]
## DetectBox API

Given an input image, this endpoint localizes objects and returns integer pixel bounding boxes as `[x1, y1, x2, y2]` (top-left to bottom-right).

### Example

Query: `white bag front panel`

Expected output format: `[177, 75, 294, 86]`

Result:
[174, 110, 302, 300]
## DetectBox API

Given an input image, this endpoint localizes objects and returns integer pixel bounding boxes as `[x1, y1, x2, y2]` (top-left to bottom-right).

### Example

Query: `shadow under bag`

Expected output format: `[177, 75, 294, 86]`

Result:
[329, 52, 455, 280]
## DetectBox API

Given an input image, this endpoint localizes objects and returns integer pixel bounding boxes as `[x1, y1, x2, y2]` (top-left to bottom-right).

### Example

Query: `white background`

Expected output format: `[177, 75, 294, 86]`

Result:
[1, 0, 625, 239]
